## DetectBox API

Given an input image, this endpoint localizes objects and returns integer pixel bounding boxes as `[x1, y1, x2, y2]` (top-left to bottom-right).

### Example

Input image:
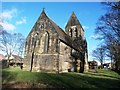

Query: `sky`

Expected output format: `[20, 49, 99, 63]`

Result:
[1, 2, 108, 64]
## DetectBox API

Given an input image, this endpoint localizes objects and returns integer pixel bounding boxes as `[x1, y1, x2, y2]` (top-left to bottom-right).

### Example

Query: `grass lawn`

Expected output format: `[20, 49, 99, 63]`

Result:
[2, 67, 120, 89]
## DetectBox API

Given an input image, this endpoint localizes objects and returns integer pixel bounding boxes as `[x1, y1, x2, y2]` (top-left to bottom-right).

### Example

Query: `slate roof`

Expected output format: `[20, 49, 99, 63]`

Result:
[42, 10, 82, 52]
[65, 12, 84, 31]
[27, 10, 82, 52]
[49, 18, 81, 52]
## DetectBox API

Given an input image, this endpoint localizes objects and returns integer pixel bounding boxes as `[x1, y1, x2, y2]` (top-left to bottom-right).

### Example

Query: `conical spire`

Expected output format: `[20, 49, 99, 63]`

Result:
[65, 11, 80, 28]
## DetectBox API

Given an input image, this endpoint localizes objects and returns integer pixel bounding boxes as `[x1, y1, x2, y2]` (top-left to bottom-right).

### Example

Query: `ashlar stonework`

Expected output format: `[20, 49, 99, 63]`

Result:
[24, 10, 89, 73]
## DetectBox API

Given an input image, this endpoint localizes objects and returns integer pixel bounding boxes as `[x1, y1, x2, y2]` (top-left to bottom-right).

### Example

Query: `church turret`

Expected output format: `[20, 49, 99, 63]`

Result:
[65, 12, 80, 28]
[65, 11, 89, 72]
[65, 12, 84, 40]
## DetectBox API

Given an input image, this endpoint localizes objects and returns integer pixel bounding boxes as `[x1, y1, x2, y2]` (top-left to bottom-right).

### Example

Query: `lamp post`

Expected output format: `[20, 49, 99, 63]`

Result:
[30, 33, 38, 72]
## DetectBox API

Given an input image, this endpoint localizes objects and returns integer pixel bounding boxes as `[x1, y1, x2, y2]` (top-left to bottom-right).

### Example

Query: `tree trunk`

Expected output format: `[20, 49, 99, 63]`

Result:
[79, 60, 85, 73]
[74, 59, 77, 72]
[7, 56, 10, 67]
[79, 54, 85, 73]
[101, 60, 103, 69]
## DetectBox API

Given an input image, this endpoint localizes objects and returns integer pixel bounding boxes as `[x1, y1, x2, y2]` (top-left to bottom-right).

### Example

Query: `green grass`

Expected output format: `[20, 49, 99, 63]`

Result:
[2, 67, 120, 88]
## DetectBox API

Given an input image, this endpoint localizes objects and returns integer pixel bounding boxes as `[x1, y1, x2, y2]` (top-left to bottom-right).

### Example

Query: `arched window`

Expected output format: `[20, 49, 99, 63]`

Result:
[44, 32, 49, 53]
[25, 41, 28, 54]
[69, 28, 72, 37]
[32, 37, 34, 46]
[28, 38, 31, 52]
[38, 39, 40, 46]
[74, 28, 78, 37]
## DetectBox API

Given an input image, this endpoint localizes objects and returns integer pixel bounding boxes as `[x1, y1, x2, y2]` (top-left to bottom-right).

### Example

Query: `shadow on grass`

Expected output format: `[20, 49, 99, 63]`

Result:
[60, 73, 120, 88]
[2, 69, 120, 88]
[85, 72, 120, 80]
[2, 70, 17, 84]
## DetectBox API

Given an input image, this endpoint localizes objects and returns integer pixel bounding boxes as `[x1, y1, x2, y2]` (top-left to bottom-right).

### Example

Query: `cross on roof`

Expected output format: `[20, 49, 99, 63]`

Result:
[43, 8, 45, 11]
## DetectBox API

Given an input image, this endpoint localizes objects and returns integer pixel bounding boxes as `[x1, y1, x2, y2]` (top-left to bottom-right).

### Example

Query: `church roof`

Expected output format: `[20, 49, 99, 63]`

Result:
[65, 12, 83, 31]
[49, 19, 80, 51]
[27, 10, 82, 52]
[43, 11, 81, 52]
[65, 12, 80, 28]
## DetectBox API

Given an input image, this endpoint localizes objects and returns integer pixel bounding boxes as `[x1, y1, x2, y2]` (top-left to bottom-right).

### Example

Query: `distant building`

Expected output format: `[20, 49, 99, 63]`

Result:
[2, 55, 23, 68]
[103, 63, 112, 69]
[0, 54, 5, 61]
[24, 10, 89, 73]
[88, 60, 98, 69]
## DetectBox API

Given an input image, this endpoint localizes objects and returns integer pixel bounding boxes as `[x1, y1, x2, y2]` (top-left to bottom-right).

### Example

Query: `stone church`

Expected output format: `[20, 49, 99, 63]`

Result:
[24, 9, 89, 73]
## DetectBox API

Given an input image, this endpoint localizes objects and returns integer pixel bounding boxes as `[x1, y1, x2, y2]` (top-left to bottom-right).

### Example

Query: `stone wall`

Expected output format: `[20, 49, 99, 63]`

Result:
[23, 53, 32, 70]
[32, 54, 58, 72]
[59, 41, 73, 72]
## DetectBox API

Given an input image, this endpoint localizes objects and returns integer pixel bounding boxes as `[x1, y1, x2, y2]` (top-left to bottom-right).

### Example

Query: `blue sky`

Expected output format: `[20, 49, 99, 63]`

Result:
[1, 2, 107, 64]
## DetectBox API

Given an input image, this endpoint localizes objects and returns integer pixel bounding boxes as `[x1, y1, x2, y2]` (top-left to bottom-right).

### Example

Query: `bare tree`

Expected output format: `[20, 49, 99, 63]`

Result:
[95, 2, 120, 72]
[92, 45, 106, 69]
[0, 29, 25, 67]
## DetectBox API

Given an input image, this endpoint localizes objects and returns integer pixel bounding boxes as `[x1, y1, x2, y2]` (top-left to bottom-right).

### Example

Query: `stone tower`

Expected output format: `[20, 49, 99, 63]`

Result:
[65, 12, 84, 39]
[65, 12, 89, 72]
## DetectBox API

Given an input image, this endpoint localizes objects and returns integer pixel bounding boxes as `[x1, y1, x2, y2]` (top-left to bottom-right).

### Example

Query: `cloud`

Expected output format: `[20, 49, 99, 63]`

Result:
[16, 18, 26, 25]
[0, 8, 17, 20]
[0, 8, 18, 31]
[0, 22, 16, 31]
[90, 34, 101, 39]
[83, 26, 89, 30]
